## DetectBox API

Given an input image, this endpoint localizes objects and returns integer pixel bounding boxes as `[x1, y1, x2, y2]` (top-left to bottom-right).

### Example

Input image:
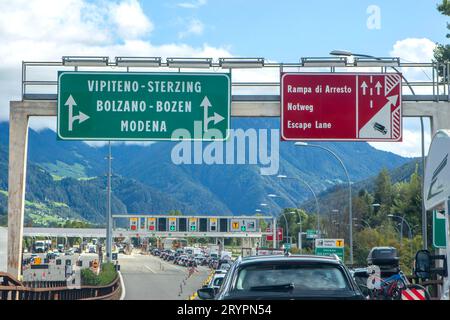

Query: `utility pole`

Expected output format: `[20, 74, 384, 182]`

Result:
[298, 213, 302, 254]
[106, 141, 113, 262]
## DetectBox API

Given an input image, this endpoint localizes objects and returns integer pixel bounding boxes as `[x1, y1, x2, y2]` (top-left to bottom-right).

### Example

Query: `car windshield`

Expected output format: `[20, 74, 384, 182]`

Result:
[234, 263, 350, 293]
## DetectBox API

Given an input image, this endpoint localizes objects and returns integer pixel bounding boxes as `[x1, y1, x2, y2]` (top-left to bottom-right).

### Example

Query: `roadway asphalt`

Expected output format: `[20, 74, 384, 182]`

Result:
[120, 253, 211, 300]
[0, 227, 6, 272]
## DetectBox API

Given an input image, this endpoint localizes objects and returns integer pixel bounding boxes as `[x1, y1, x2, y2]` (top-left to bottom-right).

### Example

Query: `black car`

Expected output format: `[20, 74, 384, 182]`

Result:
[367, 246, 399, 277]
[198, 254, 365, 300]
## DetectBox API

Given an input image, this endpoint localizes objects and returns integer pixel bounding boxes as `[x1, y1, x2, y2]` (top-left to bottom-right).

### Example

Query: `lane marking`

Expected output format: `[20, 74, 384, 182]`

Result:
[118, 271, 126, 300]
[145, 265, 157, 274]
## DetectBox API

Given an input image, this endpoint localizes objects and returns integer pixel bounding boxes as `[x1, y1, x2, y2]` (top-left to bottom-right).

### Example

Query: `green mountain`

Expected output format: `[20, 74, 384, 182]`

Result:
[300, 158, 423, 215]
[0, 119, 412, 225]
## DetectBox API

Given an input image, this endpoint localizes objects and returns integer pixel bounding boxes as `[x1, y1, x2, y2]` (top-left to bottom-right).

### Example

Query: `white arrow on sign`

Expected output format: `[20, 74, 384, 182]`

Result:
[200, 96, 225, 132]
[375, 81, 382, 95]
[361, 81, 368, 95]
[65, 95, 89, 131]
[386, 94, 398, 107]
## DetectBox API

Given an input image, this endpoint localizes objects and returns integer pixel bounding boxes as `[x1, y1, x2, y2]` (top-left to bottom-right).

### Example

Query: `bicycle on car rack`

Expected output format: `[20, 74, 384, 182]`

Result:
[366, 271, 431, 300]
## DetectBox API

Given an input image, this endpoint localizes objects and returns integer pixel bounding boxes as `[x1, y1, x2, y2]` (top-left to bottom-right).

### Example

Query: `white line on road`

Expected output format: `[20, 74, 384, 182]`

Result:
[118, 271, 126, 300]
[145, 265, 157, 274]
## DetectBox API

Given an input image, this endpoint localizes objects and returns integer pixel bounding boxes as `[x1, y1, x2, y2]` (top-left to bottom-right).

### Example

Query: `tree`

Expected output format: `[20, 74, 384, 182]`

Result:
[168, 210, 183, 216]
[371, 169, 393, 225]
[434, 1, 450, 80]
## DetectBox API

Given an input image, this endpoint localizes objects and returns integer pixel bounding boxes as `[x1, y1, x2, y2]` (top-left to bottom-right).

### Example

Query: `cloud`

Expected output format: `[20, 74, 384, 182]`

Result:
[109, 0, 154, 39]
[0, 0, 232, 131]
[369, 118, 432, 158]
[178, 18, 204, 39]
[177, 0, 207, 9]
[368, 38, 436, 157]
[390, 38, 436, 64]
[390, 38, 437, 92]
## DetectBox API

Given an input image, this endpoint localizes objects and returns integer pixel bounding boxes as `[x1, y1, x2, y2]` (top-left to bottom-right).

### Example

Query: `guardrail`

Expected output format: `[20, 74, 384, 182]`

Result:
[0, 272, 121, 300]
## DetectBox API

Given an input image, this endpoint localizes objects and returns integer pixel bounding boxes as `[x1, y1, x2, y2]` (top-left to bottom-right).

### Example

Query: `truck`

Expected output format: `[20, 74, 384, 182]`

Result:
[33, 241, 46, 253]
[220, 250, 232, 260]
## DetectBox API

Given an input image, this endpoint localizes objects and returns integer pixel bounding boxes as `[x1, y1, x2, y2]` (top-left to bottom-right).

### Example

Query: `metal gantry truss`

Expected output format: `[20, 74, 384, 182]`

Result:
[21, 56, 449, 102]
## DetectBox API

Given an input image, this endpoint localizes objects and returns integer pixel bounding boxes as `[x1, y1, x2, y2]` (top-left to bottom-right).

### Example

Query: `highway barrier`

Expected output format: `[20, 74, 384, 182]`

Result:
[0, 272, 121, 300]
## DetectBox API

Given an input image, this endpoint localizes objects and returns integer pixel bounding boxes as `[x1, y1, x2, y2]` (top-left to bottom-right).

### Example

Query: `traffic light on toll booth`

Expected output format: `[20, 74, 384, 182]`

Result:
[148, 218, 156, 231]
[169, 218, 177, 232]
[241, 225, 246, 232]
[189, 218, 197, 231]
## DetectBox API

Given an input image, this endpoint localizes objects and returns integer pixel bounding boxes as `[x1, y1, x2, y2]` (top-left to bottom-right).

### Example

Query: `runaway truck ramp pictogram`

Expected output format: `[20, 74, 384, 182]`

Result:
[281, 73, 402, 141]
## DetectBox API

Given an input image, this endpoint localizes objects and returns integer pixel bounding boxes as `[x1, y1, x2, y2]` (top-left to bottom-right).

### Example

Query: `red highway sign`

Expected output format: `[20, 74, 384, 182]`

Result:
[266, 227, 283, 241]
[281, 73, 402, 141]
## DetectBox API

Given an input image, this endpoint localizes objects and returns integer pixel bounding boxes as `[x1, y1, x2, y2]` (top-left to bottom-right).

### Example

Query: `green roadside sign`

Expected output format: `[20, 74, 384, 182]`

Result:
[306, 229, 318, 239]
[57, 72, 231, 141]
[433, 210, 447, 248]
[315, 239, 345, 261]
[315, 247, 345, 260]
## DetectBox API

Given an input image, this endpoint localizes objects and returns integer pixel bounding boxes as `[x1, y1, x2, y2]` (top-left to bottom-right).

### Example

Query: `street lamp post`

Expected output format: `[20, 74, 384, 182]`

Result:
[388, 214, 413, 257]
[330, 49, 427, 251]
[261, 202, 277, 249]
[354, 217, 371, 229]
[295, 142, 354, 265]
[268, 194, 290, 246]
[277, 174, 321, 236]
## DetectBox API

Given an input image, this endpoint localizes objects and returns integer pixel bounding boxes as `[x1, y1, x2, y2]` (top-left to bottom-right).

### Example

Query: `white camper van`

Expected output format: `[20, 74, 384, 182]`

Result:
[423, 129, 450, 299]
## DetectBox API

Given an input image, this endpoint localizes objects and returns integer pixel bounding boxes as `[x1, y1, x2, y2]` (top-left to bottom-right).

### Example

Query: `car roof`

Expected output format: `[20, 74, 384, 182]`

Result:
[240, 254, 343, 265]
[213, 273, 226, 278]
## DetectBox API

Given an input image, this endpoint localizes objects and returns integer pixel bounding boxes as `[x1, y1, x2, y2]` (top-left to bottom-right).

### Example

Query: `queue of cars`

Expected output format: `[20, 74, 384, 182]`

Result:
[150, 246, 229, 270]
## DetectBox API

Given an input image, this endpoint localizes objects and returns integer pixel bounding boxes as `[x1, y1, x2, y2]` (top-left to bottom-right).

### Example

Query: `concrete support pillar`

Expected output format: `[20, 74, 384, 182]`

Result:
[7, 105, 29, 278]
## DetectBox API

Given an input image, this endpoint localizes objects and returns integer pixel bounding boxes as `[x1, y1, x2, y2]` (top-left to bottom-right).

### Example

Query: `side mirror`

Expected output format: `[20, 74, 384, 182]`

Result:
[202, 284, 208, 288]
[197, 287, 215, 300]
[415, 250, 431, 279]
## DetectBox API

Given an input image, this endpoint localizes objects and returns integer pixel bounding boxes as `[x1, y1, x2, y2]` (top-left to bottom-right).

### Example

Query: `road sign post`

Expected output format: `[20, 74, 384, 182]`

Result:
[58, 72, 231, 141]
[281, 73, 402, 141]
[315, 239, 345, 261]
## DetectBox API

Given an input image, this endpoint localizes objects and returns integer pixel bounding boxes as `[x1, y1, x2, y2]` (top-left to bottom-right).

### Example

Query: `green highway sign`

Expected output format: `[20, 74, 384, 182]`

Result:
[315, 239, 345, 261]
[433, 210, 447, 248]
[57, 72, 231, 141]
[306, 229, 318, 239]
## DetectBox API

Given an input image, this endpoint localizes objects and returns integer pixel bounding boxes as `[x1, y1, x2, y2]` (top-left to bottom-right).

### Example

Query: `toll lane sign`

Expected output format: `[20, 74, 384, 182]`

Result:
[57, 72, 231, 141]
[315, 238, 345, 261]
[281, 73, 402, 141]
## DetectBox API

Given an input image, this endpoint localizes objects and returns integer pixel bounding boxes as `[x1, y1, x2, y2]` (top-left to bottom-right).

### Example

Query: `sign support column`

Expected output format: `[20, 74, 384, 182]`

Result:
[7, 105, 29, 278]
[106, 141, 112, 262]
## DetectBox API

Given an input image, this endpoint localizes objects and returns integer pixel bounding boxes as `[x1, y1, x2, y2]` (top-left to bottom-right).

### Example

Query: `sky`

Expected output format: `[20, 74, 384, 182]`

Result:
[0, 0, 447, 157]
